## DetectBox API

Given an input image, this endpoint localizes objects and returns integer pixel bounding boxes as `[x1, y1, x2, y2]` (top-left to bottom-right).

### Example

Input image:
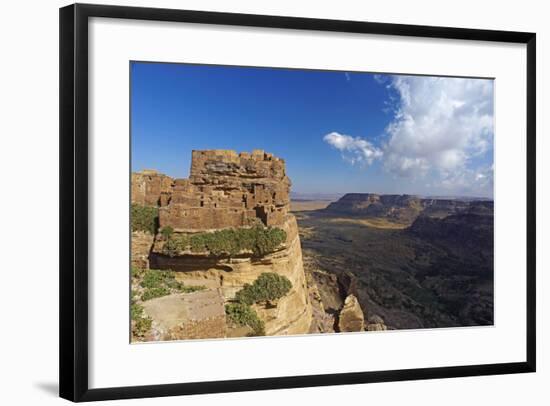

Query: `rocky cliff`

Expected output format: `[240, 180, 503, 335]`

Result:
[408, 204, 494, 254]
[131, 150, 313, 340]
[325, 193, 424, 224]
[325, 193, 484, 224]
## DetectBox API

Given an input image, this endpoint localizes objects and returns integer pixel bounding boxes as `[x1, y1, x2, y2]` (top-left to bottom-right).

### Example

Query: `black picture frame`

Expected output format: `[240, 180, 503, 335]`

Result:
[59, 3, 536, 402]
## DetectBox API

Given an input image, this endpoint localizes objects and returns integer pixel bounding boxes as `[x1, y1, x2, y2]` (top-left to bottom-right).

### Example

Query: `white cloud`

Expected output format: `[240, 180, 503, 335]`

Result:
[323, 75, 494, 196]
[382, 76, 494, 182]
[323, 132, 383, 166]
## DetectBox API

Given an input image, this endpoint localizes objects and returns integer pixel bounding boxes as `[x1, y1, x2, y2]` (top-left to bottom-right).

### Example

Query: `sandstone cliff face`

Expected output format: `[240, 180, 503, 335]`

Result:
[150, 215, 312, 336]
[324, 193, 477, 224]
[338, 295, 365, 332]
[131, 150, 313, 340]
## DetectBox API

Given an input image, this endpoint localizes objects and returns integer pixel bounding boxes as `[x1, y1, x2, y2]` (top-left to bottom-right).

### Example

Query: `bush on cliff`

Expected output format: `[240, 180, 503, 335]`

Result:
[131, 204, 159, 234]
[131, 265, 145, 279]
[234, 272, 292, 305]
[141, 287, 170, 301]
[225, 303, 265, 336]
[225, 273, 292, 336]
[141, 269, 180, 290]
[160, 225, 174, 239]
[162, 226, 287, 257]
[139, 269, 205, 301]
[163, 234, 190, 256]
[252, 227, 287, 256]
[131, 302, 152, 338]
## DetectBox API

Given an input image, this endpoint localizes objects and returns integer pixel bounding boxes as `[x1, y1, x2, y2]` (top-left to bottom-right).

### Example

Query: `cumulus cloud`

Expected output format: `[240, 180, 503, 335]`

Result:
[323, 132, 383, 166]
[323, 75, 494, 196]
[383, 76, 494, 181]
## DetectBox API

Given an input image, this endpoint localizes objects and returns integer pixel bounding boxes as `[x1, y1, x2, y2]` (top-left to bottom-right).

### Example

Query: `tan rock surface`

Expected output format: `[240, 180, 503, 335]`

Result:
[306, 270, 336, 334]
[366, 314, 388, 331]
[132, 150, 313, 339]
[338, 294, 365, 332]
[155, 216, 313, 336]
[131, 231, 154, 269]
[143, 290, 226, 340]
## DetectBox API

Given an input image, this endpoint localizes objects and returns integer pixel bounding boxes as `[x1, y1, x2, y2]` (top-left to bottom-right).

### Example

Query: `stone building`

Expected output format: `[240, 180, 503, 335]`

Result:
[132, 149, 291, 231]
[131, 149, 313, 340]
[131, 169, 173, 207]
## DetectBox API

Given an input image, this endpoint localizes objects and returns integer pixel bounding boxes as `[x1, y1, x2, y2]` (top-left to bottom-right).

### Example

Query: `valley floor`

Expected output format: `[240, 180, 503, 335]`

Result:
[293, 206, 494, 330]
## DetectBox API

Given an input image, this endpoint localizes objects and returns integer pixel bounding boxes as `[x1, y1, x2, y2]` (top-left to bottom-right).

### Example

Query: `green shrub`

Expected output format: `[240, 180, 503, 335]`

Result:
[177, 284, 207, 293]
[131, 302, 144, 321]
[131, 204, 159, 234]
[162, 226, 286, 257]
[131, 266, 145, 279]
[133, 315, 152, 338]
[141, 286, 170, 301]
[225, 303, 265, 336]
[140, 269, 178, 289]
[131, 302, 152, 338]
[160, 226, 174, 239]
[139, 269, 205, 299]
[234, 272, 292, 305]
[163, 234, 190, 257]
[253, 228, 287, 256]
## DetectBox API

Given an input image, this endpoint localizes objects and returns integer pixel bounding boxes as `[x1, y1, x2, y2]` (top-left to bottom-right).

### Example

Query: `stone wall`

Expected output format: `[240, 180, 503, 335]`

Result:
[131, 170, 173, 207]
[132, 150, 291, 231]
[132, 150, 313, 339]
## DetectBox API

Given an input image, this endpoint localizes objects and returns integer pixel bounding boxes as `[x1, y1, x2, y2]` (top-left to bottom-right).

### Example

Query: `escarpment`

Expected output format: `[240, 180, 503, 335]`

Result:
[131, 150, 313, 340]
[324, 193, 477, 225]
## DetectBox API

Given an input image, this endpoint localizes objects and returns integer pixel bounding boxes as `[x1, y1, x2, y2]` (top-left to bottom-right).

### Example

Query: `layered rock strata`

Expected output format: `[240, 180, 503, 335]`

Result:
[337, 295, 365, 332]
[131, 150, 313, 339]
[324, 193, 489, 224]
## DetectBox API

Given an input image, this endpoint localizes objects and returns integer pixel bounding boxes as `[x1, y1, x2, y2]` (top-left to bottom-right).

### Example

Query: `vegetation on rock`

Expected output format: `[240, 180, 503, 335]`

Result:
[131, 204, 159, 234]
[163, 234, 190, 257]
[234, 272, 292, 305]
[225, 302, 265, 336]
[225, 272, 293, 336]
[162, 226, 287, 257]
[160, 225, 174, 239]
[141, 286, 170, 301]
[131, 265, 145, 279]
[138, 269, 205, 301]
[131, 301, 152, 338]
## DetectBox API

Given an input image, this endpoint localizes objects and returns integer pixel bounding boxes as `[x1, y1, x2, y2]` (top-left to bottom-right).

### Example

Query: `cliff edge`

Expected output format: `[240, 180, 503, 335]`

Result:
[131, 149, 313, 340]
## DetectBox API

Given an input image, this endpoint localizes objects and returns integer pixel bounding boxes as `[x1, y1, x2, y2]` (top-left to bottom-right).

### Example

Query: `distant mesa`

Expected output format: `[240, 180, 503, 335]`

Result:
[324, 192, 493, 225]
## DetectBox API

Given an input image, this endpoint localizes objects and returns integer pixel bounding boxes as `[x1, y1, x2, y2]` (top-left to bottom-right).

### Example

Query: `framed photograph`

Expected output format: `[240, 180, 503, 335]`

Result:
[59, 3, 536, 402]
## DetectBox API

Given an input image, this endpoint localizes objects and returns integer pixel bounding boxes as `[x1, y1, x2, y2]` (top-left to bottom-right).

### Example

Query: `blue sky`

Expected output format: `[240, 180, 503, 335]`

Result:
[131, 62, 494, 197]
